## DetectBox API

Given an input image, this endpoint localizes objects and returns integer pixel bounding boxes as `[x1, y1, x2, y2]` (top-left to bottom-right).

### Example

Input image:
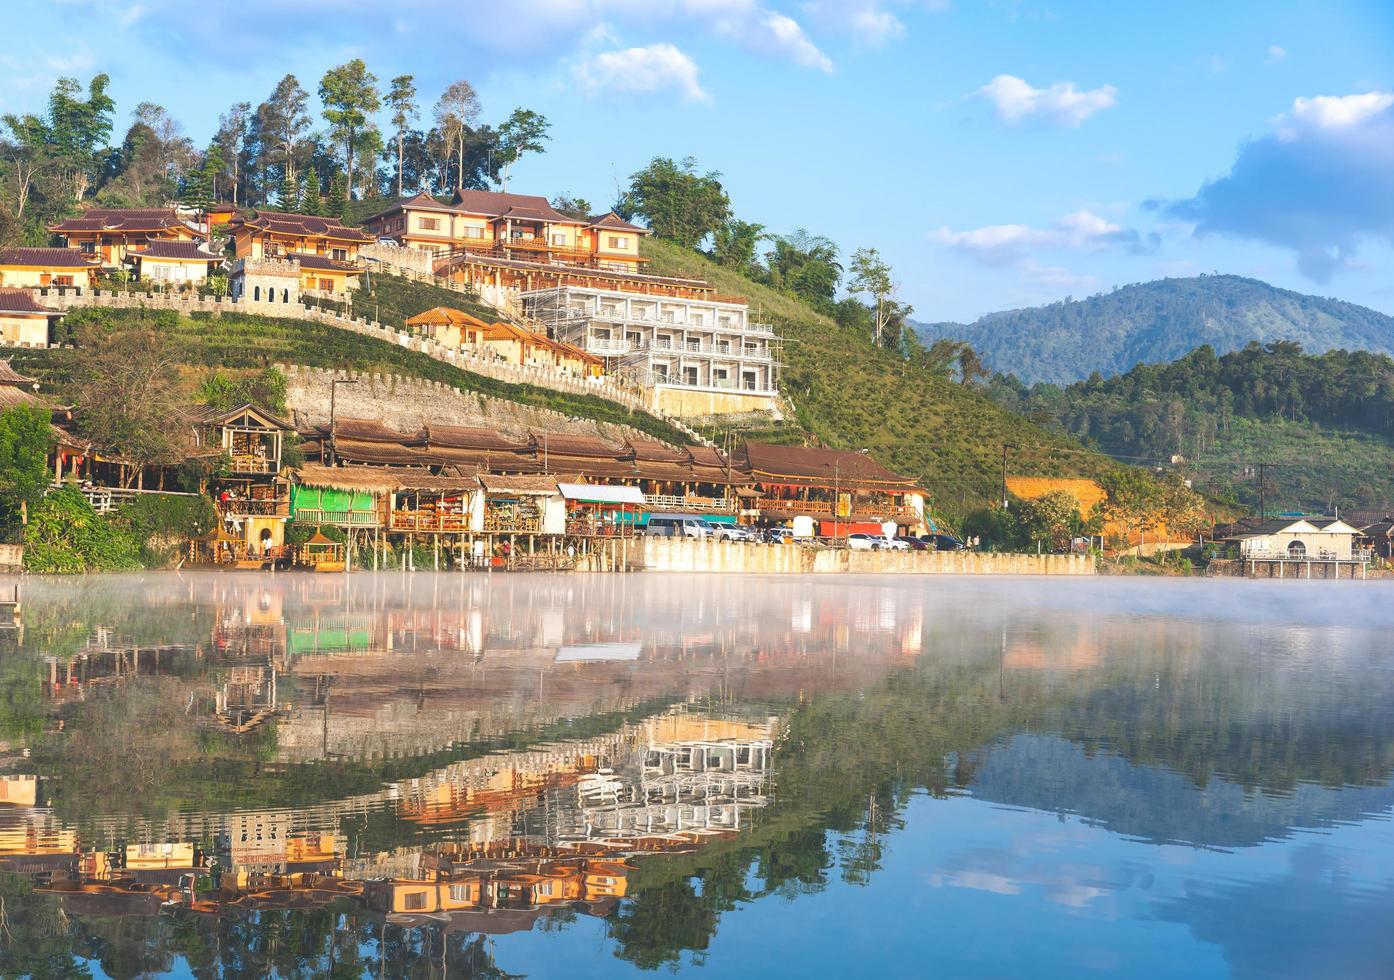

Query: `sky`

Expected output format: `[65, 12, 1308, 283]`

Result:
[4, 0, 1393, 323]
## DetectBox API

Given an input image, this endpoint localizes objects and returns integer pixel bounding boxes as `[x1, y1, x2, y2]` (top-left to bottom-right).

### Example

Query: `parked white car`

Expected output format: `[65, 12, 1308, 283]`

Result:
[847, 533, 907, 551]
[712, 524, 755, 542]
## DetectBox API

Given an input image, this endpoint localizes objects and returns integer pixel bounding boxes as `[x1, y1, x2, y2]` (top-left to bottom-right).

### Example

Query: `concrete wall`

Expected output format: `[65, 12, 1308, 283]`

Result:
[640, 538, 1095, 575]
[653, 385, 781, 418]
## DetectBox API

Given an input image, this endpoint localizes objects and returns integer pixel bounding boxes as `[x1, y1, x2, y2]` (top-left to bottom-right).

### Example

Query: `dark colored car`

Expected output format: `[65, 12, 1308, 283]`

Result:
[897, 536, 930, 551]
[921, 533, 966, 551]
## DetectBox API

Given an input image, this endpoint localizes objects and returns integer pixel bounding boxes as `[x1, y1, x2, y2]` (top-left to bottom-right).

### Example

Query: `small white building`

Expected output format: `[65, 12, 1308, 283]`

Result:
[1227, 517, 1363, 561]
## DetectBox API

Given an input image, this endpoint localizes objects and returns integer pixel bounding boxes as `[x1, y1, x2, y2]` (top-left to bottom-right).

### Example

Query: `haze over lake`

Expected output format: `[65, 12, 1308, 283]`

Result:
[1, 573, 1392, 978]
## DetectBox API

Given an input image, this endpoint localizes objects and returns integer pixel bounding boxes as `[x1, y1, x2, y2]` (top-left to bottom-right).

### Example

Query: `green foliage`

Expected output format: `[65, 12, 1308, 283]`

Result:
[318, 58, 380, 197]
[620, 156, 731, 249]
[495, 107, 550, 188]
[23, 487, 142, 572]
[109, 492, 216, 565]
[0, 404, 54, 520]
[764, 229, 841, 310]
[641, 238, 1111, 520]
[920, 274, 1394, 385]
[550, 194, 593, 219]
[196, 366, 288, 413]
[994, 341, 1394, 512]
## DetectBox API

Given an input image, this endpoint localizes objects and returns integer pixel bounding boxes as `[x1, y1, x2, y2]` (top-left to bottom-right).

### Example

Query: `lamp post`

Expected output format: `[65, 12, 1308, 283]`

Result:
[328, 378, 358, 466]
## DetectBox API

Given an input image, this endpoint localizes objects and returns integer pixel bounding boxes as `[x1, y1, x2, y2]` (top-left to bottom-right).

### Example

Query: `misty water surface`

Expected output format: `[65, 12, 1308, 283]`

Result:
[0, 572, 1391, 978]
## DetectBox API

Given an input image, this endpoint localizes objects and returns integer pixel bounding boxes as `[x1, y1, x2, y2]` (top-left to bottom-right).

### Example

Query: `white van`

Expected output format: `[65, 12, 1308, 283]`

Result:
[643, 514, 712, 539]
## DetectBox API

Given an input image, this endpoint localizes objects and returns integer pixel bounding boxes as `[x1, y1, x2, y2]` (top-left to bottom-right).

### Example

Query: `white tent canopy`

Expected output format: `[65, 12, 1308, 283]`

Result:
[557, 482, 645, 505]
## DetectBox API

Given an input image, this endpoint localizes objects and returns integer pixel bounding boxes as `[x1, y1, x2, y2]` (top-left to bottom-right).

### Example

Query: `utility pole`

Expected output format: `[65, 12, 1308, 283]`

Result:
[1258, 462, 1266, 520]
[1001, 444, 1014, 509]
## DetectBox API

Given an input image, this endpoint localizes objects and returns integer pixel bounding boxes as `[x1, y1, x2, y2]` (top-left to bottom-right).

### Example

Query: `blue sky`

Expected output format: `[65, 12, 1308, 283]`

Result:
[5, 0, 1393, 322]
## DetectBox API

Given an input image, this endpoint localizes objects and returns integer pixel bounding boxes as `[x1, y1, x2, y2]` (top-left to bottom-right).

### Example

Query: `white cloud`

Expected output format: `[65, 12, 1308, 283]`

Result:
[933, 210, 1148, 265]
[978, 74, 1118, 127]
[849, 7, 905, 45]
[743, 11, 834, 71]
[576, 42, 712, 102]
[119, 3, 150, 27]
[1275, 90, 1394, 138]
[1266, 44, 1287, 63]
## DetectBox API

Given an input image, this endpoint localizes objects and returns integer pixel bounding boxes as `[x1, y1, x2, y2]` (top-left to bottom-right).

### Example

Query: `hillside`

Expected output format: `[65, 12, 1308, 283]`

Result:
[641, 239, 1112, 517]
[990, 343, 1394, 513]
[917, 275, 1394, 385]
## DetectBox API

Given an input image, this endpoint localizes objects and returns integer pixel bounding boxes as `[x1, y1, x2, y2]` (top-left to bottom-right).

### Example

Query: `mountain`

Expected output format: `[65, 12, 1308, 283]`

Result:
[917, 275, 1394, 385]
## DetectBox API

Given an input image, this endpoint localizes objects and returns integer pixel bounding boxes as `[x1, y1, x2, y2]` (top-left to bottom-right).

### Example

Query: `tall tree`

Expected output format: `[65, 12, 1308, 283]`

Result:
[766, 230, 841, 308]
[712, 219, 766, 273]
[550, 194, 593, 220]
[319, 60, 380, 201]
[433, 80, 480, 190]
[46, 74, 115, 201]
[301, 171, 325, 216]
[494, 108, 549, 190]
[622, 156, 731, 250]
[0, 404, 54, 523]
[180, 143, 221, 213]
[384, 74, 417, 197]
[0, 113, 49, 219]
[848, 247, 900, 347]
[213, 102, 251, 205]
[256, 75, 310, 192]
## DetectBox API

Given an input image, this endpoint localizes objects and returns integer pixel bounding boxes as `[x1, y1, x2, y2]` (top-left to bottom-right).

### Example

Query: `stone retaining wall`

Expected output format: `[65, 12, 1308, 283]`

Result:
[640, 538, 1095, 575]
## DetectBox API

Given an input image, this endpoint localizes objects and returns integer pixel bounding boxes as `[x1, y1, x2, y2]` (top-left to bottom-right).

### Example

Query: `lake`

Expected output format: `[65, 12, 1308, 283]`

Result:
[1, 572, 1392, 978]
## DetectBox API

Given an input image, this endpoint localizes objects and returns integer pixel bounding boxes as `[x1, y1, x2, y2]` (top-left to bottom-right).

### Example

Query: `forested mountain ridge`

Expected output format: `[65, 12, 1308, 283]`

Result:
[917, 275, 1394, 385]
[990, 342, 1394, 513]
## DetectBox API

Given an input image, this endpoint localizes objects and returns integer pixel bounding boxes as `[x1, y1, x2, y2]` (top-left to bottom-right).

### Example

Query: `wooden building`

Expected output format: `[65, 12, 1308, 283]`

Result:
[0, 289, 60, 347]
[0, 247, 101, 289]
[225, 210, 370, 298]
[49, 208, 196, 267]
[190, 403, 294, 557]
[125, 239, 225, 283]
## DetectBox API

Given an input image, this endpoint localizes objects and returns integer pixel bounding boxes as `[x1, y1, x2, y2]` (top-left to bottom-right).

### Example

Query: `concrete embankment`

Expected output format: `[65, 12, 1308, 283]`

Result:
[639, 539, 1094, 575]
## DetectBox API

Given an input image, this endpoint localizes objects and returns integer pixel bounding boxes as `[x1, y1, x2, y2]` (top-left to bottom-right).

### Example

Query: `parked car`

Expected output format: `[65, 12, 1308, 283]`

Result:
[921, 533, 966, 551]
[848, 533, 906, 551]
[712, 524, 755, 542]
[763, 527, 794, 544]
[375, 236, 399, 246]
[644, 515, 711, 539]
[897, 536, 931, 551]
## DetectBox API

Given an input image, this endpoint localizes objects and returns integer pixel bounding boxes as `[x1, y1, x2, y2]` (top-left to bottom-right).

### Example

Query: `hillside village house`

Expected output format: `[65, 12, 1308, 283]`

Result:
[0, 289, 60, 346]
[225, 210, 371, 298]
[525, 285, 780, 415]
[125, 239, 226, 283]
[406, 306, 603, 378]
[0, 247, 101, 289]
[363, 189, 648, 273]
[189, 404, 294, 560]
[49, 207, 196, 267]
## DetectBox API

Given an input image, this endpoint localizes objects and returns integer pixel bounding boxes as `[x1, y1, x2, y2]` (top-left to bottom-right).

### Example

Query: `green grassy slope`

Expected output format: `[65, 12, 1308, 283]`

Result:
[919, 275, 1394, 385]
[641, 239, 1111, 515]
[10, 305, 694, 445]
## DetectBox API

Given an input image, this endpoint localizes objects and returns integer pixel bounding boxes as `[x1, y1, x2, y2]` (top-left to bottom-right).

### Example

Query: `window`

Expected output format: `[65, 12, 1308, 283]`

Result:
[78, 242, 96, 254]
[331, 248, 347, 261]
[282, 288, 289, 303]
[318, 278, 333, 291]
[253, 285, 261, 301]
[55, 275, 73, 287]
[551, 234, 567, 246]
[419, 216, 441, 231]
[448, 885, 473, 902]
[404, 892, 428, 911]
[684, 366, 699, 386]
[462, 227, 484, 239]
[607, 236, 629, 249]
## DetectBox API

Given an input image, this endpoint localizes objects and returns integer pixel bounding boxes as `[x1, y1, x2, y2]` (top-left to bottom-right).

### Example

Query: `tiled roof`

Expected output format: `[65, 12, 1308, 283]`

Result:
[478, 474, 561, 495]
[450, 189, 569, 222]
[288, 252, 362, 272]
[49, 208, 184, 232]
[530, 432, 631, 459]
[735, 441, 917, 489]
[588, 212, 648, 233]
[229, 210, 373, 243]
[130, 240, 224, 261]
[0, 247, 101, 268]
[405, 306, 491, 329]
[626, 438, 688, 463]
[325, 418, 412, 443]
[0, 289, 58, 315]
[414, 424, 532, 453]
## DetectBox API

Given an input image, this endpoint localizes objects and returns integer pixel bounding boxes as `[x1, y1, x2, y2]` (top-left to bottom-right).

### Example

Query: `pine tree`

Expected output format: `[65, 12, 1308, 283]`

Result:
[278, 168, 300, 212]
[301, 172, 325, 216]
[327, 171, 348, 220]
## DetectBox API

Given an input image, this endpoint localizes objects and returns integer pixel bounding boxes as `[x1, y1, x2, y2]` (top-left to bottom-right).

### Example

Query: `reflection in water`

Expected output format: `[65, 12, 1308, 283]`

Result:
[0, 573, 1391, 977]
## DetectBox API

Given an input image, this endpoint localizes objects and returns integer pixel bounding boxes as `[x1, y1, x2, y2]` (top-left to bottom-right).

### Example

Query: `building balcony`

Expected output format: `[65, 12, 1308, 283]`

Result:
[643, 494, 737, 513]
[228, 454, 279, 474]
[390, 511, 471, 533]
[652, 375, 779, 395]
[292, 508, 381, 528]
[221, 498, 289, 518]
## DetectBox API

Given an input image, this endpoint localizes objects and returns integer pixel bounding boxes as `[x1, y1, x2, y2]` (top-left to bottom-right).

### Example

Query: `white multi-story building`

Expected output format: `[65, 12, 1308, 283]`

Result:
[523, 284, 780, 417]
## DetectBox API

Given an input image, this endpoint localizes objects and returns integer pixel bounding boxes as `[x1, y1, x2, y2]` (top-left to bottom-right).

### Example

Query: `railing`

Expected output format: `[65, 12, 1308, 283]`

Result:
[1242, 547, 1373, 562]
[292, 508, 382, 527]
[390, 511, 471, 533]
[57, 484, 198, 514]
[643, 494, 737, 513]
[759, 498, 835, 516]
[220, 498, 289, 518]
[228, 454, 278, 474]
[482, 513, 541, 533]
[565, 519, 636, 538]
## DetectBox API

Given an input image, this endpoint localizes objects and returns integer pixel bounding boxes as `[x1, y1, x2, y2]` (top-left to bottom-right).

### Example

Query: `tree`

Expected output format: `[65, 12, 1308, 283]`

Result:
[301, 171, 325, 216]
[384, 74, 417, 197]
[433, 79, 480, 190]
[495, 108, 549, 190]
[957, 344, 988, 386]
[179, 143, 221, 213]
[0, 112, 50, 219]
[1015, 490, 1086, 552]
[327, 171, 348, 219]
[256, 75, 311, 193]
[0, 404, 54, 522]
[550, 194, 593, 220]
[766, 230, 841, 307]
[213, 102, 252, 204]
[70, 314, 191, 482]
[848, 247, 900, 347]
[46, 74, 115, 201]
[1099, 467, 1166, 550]
[318, 59, 380, 200]
[712, 219, 766, 273]
[622, 156, 731, 250]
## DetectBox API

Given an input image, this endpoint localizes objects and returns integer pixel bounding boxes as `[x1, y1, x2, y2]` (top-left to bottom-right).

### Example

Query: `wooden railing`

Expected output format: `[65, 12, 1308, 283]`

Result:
[483, 513, 541, 533]
[292, 508, 382, 527]
[228, 454, 278, 474]
[390, 511, 471, 533]
[643, 494, 736, 513]
[221, 498, 289, 518]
